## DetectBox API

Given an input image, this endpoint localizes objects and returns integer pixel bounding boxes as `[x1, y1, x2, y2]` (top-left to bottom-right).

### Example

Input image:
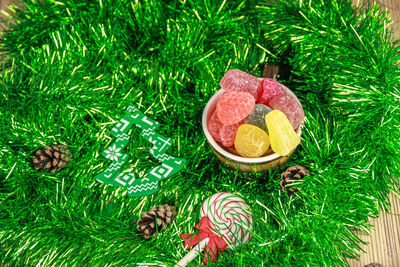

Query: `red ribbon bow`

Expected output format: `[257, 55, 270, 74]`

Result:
[180, 216, 228, 265]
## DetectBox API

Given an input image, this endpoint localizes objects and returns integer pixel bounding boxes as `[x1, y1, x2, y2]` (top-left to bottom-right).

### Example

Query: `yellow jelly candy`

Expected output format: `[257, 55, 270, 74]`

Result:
[234, 124, 270, 158]
[265, 110, 300, 156]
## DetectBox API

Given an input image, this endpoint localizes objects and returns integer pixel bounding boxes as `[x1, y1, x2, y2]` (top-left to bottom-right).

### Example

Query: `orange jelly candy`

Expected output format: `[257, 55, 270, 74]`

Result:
[234, 124, 270, 158]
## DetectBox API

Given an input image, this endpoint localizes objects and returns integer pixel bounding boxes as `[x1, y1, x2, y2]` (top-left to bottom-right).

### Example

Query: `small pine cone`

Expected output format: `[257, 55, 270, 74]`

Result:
[280, 165, 310, 196]
[137, 204, 177, 239]
[364, 263, 384, 267]
[32, 145, 71, 173]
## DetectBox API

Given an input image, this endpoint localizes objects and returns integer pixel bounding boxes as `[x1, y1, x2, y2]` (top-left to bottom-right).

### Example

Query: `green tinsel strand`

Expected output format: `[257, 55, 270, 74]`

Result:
[1, 0, 399, 266]
[259, 0, 400, 199]
[258, 2, 400, 263]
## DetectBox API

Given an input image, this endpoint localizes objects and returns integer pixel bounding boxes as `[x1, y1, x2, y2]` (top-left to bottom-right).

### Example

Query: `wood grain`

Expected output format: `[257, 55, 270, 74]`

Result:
[0, 0, 13, 21]
[347, 193, 400, 266]
[353, 0, 400, 37]
[0, 0, 13, 62]
[0, 0, 10, 31]
[376, 0, 400, 36]
[0, 0, 399, 265]
[0, 0, 9, 12]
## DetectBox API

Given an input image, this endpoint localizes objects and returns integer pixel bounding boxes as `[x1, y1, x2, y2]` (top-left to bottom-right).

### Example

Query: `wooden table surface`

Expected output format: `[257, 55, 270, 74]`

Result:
[347, 193, 400, 266]
[1, 0, 399, 266]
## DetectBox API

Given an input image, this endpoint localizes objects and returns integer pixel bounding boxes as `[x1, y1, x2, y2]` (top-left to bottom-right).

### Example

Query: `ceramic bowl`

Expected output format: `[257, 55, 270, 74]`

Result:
[201, 82, 303, 172]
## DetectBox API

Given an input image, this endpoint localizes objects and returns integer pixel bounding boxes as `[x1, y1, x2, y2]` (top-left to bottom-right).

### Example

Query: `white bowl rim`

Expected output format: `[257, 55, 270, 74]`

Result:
[202, 81, 303, 164]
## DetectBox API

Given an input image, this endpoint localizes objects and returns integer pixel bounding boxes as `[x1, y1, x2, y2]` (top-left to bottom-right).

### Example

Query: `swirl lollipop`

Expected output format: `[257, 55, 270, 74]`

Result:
[175, 192, 253, 266]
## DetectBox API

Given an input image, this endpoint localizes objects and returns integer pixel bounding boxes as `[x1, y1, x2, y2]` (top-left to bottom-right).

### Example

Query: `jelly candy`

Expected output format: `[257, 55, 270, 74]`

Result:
[244, 104, 272, 132]
[258, 78, 284, 105]
[265, 110, 300, 156]
[220, 69, 262, 99]
[207, 110, 223, 142]
[216, 91, 255, 125]
[268, 93, 305, 130]
[220, 121, 243, 147]
[234, 124, 270, 158]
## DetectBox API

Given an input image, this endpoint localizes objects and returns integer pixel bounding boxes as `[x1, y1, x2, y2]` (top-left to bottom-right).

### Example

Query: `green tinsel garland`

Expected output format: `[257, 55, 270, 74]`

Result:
[0, 0, 399, 265]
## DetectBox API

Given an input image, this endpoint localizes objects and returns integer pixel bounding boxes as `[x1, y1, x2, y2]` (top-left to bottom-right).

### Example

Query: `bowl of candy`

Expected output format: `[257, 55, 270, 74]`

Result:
[202, 69, 305, 172]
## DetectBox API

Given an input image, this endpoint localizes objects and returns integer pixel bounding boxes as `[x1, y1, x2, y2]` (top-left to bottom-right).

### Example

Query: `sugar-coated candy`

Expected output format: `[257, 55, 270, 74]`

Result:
[265, 110, 300, 156]
[207, 110, 223, 142]
[258, 78, 284, 105]
[244, 104, 272, 132]
[234, 124, 270, 158]
[220, 69, 262, 99]
[216, 91, 255, 125]
[268, 93, 305, 130]
[221, 121, 243, 147]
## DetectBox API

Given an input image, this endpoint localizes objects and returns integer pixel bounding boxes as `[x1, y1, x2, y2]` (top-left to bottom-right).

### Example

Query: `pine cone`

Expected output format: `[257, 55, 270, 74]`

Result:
[364, 263, 384, 267]
[32, 145, 71, 173]
[137, 204, 176, 239]
[280, 165, 310, 196]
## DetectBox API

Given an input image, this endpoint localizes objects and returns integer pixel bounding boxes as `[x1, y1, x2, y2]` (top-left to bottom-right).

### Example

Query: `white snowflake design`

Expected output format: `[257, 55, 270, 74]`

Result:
[104, 144, 122, 161]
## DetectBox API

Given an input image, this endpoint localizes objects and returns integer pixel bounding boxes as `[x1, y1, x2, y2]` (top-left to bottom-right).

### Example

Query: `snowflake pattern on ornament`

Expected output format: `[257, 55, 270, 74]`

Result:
[104, 144, 122, 162]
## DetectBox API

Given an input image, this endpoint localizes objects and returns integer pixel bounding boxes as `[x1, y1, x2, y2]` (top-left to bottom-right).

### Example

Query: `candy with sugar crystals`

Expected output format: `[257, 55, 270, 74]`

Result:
[220, 69, 262, 99]
[268, 93, 304, 130]
[208, 110, 223, 142]
[221, 121, 243, 147]
[244, 104, 272, 132]
[234, 124, 270, 158]
[216, 91, 255, 126]
[258, 78, 284, 105]
[265, 110, 300, 156]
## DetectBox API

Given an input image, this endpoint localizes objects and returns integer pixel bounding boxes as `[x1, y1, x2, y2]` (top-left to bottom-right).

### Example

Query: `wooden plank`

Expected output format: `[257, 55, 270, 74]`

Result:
[347, 193, 400, 266]
[352, 0, 400, 36]
[0, 0, 9, 11]
[0, 0, 13, 22]
[0, 0, 13, 62]
[376, 0, 400, 35]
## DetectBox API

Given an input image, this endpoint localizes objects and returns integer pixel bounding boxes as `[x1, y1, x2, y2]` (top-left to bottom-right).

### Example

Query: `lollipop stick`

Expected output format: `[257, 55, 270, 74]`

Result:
[175, 237, 210, 267]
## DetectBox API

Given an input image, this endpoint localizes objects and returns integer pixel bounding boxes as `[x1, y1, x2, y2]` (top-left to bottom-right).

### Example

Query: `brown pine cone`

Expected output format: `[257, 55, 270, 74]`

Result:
[137, 204, 176, 239]
[32, 145, 71, 173]
[364, 263, 384, 267]
[280, 165, 310, 196]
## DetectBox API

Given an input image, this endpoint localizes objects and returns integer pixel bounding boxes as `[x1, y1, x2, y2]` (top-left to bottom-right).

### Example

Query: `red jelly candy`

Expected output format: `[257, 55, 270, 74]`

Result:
[220, 69, 262, 99]
[216, 91, 255, 126]
[207, 110, 223, 142]
[220, 121, 243, 147]
[268, 93, 305, 130]
[258, 78, 284, 105]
